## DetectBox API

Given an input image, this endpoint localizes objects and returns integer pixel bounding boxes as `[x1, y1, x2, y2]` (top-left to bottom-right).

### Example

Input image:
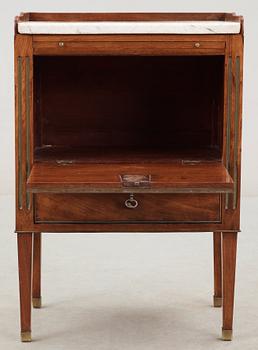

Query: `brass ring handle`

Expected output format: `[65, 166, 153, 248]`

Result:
[125, 194, 138, 209]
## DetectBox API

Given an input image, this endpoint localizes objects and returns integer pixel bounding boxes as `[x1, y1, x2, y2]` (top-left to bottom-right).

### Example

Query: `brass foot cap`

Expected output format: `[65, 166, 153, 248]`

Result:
[213, 296, 222, 307]
[32, 297, 42, 308]
[222, 329, 232, 341]
[21, 331, 31, 342]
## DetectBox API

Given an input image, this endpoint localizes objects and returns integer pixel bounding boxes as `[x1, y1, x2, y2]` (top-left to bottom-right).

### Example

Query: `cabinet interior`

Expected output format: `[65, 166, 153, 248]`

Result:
[34, 55, 225, 164]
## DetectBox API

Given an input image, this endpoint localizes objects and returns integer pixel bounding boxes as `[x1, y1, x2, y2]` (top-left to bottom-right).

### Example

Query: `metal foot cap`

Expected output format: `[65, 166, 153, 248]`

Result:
[21, 331, 31, 342]
[222, 329, 232, 341]
[213, 296, 222, 307]
[32, 297, 42, 308]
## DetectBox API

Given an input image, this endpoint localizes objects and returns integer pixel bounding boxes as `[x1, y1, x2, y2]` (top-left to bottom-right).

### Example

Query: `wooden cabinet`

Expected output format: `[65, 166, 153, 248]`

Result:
[14, 12, 244, 342]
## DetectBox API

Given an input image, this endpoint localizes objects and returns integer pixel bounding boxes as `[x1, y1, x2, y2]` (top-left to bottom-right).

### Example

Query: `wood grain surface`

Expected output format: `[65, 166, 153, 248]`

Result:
[27, 162, 233, 193]
[34, 193, 221, 224]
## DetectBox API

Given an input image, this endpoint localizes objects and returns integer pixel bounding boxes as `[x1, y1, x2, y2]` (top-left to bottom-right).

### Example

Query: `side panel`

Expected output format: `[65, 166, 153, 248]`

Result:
[15, 35, 34, 232]
[222, 34, 243, 230]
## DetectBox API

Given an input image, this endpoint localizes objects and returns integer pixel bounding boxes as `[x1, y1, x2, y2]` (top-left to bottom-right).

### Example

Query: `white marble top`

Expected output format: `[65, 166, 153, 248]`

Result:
[18, 21, 241, 35]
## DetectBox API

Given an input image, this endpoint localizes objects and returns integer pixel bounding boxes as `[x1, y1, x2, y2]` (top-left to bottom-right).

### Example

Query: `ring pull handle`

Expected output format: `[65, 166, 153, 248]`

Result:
[125, 194, 138, 209]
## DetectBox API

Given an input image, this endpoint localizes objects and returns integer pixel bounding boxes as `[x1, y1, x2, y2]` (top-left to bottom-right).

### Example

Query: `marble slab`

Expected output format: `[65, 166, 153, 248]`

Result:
[18, 21, 241, 35]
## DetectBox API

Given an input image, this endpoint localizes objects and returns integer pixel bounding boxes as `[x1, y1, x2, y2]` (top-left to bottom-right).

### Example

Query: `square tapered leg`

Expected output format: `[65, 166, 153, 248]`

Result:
[32, 233, 42, 308]
[18, 233, 33, 342]
[213, 232, 222, 307]
[221, 232, 238, 341]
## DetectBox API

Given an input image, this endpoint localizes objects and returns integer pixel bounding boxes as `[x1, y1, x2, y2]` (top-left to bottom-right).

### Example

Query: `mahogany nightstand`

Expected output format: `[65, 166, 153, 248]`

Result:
[14, 12, 244, 342]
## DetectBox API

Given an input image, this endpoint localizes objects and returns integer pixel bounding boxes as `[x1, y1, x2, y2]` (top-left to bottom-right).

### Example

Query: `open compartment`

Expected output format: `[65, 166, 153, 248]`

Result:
[34, 55, 225, 163]
[28, 54, 233, 194]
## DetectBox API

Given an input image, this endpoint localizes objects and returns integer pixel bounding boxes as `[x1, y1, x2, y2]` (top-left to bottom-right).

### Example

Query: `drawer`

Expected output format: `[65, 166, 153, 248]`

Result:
[33, 39, 225, 55]
[34, 193, 221, 224]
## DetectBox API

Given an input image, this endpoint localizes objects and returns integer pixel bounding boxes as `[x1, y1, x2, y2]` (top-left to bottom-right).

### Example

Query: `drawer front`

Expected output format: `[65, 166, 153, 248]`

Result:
[34, 193, 221, 224]
[33, 40, 225, 55]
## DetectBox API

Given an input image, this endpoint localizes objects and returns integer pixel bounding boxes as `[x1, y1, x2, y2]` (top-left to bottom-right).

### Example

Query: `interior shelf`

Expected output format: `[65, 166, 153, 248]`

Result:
[27, 162, 233, 194]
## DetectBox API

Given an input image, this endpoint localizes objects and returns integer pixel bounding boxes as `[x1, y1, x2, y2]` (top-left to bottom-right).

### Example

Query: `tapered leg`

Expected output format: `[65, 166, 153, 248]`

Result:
[32, 233, 42, 308]
[213, 232, 222, 307]
[222, 232, 238, 341]
[17, 233, 33, 342]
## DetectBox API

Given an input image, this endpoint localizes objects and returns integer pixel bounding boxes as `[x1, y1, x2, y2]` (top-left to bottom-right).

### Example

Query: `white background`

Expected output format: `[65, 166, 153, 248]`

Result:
[0, 0, 257, 195]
